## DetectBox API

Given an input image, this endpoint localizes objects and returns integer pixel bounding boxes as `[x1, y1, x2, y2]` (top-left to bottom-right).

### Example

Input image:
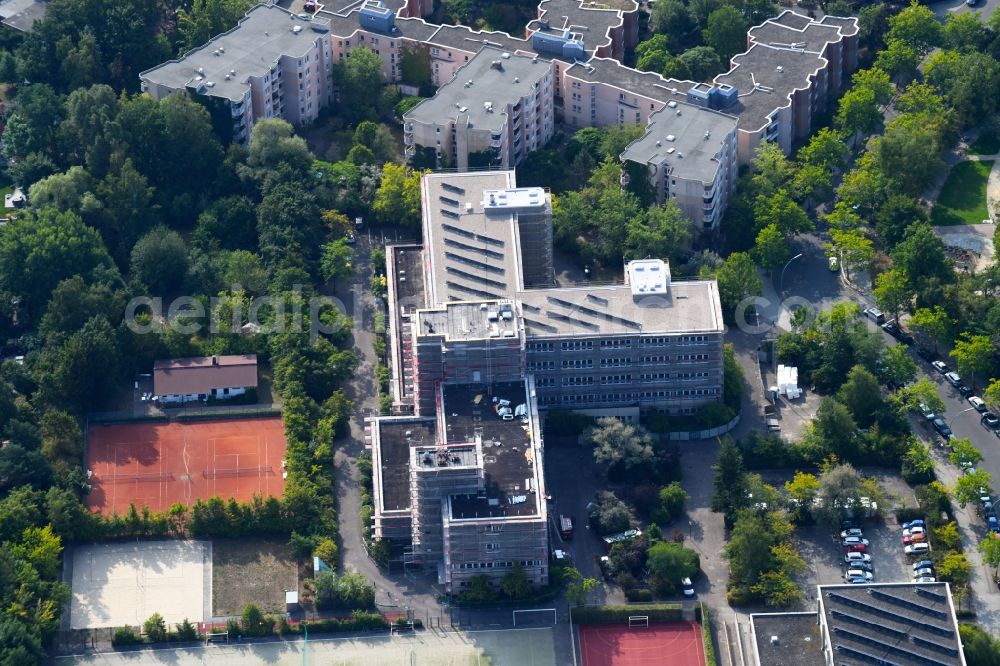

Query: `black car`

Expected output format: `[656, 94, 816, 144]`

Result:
[959, 385, 974, 397]
[933, 418, 953, 439]
[881, 319, 914, 344]
[983, 412, 1000, 430]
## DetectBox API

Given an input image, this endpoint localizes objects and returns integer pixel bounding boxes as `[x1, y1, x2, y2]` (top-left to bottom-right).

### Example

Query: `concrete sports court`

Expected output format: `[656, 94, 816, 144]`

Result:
[86, 417, 287, 514]
[578, 621, 705, 666]
[68, 541, 211, 630]
[59, 626, 557, 665]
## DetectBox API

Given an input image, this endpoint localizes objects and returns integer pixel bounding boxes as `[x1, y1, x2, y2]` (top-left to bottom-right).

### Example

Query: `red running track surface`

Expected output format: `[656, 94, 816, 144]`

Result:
[86, 417, 287, 514]
[579, 621, 706, 666]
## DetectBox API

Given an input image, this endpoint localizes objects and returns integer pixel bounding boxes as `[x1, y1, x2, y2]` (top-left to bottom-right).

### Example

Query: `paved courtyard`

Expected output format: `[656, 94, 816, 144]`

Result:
[68, 541, 211, 630]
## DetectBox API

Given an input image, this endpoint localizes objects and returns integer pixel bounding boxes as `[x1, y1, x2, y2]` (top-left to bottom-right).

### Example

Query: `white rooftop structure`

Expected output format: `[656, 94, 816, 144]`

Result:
[482, 187, 549, 212]
[625, 259, 670, 297]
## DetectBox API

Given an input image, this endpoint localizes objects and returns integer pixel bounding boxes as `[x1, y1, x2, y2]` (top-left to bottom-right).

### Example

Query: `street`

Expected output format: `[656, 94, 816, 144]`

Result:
[933, 0, 1000, 19]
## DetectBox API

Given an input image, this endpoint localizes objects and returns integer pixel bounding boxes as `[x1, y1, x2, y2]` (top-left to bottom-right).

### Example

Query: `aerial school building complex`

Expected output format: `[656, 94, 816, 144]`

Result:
[141, 0, 858, 230]
[138, 0, 856, 592]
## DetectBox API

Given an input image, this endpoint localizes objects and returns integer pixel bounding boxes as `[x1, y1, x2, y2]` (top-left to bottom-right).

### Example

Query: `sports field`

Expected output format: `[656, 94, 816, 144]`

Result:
[86, 417, 287, 514]
[579, 621, 705, 666]
[60, 626, 557, 665]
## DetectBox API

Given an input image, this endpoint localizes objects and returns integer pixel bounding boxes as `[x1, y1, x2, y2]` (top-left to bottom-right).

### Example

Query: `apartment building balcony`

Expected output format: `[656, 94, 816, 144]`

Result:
[490, 138, 502, 149]
[404, 133, 414, 146]
[230, 103, 244, 118]
[405, 144, 415, 157]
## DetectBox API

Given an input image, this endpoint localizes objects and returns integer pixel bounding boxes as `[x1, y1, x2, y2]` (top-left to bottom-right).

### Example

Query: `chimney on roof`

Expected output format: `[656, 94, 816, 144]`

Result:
[212, 355, 219, 365]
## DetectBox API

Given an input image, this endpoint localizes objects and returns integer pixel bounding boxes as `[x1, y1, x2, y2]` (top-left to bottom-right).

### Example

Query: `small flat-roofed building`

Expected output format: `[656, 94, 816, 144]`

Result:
[369, 379, 548, 593]
[403, 47, 555, 170]
[749, 612, 825, 666]
[619, 101, 738, 231]
[153, 355, 258, 405]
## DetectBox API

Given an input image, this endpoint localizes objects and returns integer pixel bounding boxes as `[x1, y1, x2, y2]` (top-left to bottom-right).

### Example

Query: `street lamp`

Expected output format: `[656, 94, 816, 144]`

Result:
[779, 253, 804, 295]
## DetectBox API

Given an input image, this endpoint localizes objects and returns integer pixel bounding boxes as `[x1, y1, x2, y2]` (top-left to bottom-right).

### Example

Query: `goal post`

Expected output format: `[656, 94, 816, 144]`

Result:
[512, 608, 558, 627]
[628, 616, 649, 629]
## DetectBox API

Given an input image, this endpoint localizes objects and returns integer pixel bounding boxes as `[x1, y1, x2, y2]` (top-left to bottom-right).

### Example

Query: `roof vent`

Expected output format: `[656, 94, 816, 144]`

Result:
[770, 636, 779, 646]
[655, 140, 661, 146]
[213, 49, 220, 56]
[666, 135, 676, 142]
[514, 77, 519, 83]
[776, 65, 783, 73]
[465, 202, 473, 213]
[501, 52, 511, 59]
[224, 74, 231, 80]
[666, 147, 675, 154]
[218, 46, 224, 53]
[491, 59, 503, 70]
[667, 100, 677, 108]
[197, 67, 204, 74]
[292, 25, 302, 33]
[205, 81, 215, 88]
[230, 69, 236, 76]
[704, 131, 710, 140]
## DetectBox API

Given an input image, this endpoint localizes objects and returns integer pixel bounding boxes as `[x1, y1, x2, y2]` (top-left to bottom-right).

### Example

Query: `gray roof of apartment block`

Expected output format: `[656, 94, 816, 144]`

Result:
[714, 43, 829, 133]
[619, 102, 736, 184]
[141, 4, 327, 103]
[404, 47, 551, 133]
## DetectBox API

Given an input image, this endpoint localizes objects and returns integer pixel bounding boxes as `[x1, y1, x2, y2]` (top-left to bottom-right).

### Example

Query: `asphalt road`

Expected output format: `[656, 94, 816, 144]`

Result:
[933, 0, 999, 19]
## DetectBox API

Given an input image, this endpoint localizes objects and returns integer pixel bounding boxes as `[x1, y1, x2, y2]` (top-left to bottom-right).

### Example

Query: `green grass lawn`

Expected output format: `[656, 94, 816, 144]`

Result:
[969, 130, 1000, 155]
[931, 160, 993, 226]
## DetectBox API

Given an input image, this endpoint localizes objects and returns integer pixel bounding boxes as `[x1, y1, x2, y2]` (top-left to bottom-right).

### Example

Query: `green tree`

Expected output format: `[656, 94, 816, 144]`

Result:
[943, 12, 990, 52]
[130, 226, 188, 294]
[750, 569, 801, 607]
[654, 482, 689, 524]
[949, 438, 984, 468]
[984, 378, 1000, 410]
[836, 86, 882, 137]
[892, 224, 952, 292]
[933, 521, 962, 552]
[636, 34, 671, 73]
[880, 344, 917, 389]
[874, 39, 920, 79]
[334, 47, 384, 122]
[0, 208, 117, 323]
[564, 568, 599, 606]
[143, 613, 168, 643]
[797, 128, 849, 173]
[752, 223, 789, 270]
[755, 190, 812, 237]
[320, 238, 354, 282]
[899, 378, 946, 416]
[837, 365, 883, 427]
[398, 44, 432, 87]
[887, 1, 943, 56]
[651, 0, 699, 51]
[499, 565, 531, 599]
[374, 163, 422, 228]
[902, 439, 935, 485]
[703, 6, 747, 61]
[959, 622, 1000, 665]
[178, 0, 256, 52]
[955, 469, 993, 507]
[950, 334, 995, 389]
[873, 268, 912, 320]
[240, 604, 273, 637]
[679, 46, 723, 81]
[829, 228, 873, 281]
[647, 541, 699, 592]
[711, 438, 749, 522]
[938, 551, 971, 585]
[38, 316, 122, 413]
[588, 418, 654, 474]
[0, 616, 45, 664]
[910, 306, 951, 353]
[624, 201, 691, 264]
[875, 195, 928, 249]
[980, 536, 1000, 575]
[812, 463, 866, 528]
[712, 252, 761, 317]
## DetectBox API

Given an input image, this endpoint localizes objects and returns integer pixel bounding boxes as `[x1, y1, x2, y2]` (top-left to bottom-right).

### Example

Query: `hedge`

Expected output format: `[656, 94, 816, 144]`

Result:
[570, 604, 683, 625]
[624, 589, 653, 602]
[699, 604, 718, 666]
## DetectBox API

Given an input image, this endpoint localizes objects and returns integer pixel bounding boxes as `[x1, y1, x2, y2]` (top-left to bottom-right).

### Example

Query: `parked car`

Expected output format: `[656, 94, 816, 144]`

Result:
[959, 385, 974, 398]
[912, 559, 934, 571]
[914, 576, 937, 583]
[918, 403, 936, 420]
[903, 526, 926, 538]
[881, 320, 913, 344]
[903, 532, 926, 545]
[969, 396, 987, 412]
[601, 528, 642, 550]
[842, 536, 870, 548]
[989, 516, 999, 534]
[840, 528, 864, 539]
[903, 519, 926, 530]
[932, 360, 949, 374]
[849, 561, 874, 572]
[844, 552, 872, 564]
[905, 542, 931, 555]
[864, 307, 885, 324]
[846, 543, 868, 554]
[681, 577, 695, 597]
[845, 569, 874, 582]
[913, 567, 935, 579]
[932, 418, 952, 439]
[945, 371, 962, 387]
[982, 412, 999, 429]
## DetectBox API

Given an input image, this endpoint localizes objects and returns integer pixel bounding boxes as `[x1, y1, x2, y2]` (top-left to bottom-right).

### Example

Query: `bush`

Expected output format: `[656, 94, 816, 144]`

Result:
[652, 482, 689, 524]
[174, 618, 199, 642]
[143, 613, 168, 643]
[112, 626, 141, 647]
[457, 574, 498, 605]
[590, 493, 632, 536]
[313, 571, 375, 611]
[314, 537, 338, 565]
[624, 588, 653, 602]
[240, 604, 274, 637]
[700, 606, 718, 666]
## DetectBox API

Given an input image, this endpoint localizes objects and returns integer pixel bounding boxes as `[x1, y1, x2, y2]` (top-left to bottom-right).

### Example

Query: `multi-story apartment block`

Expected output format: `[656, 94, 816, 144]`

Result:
[370, 379, 549, 594]
[140, 6, 335, 144]
[619, 99, 738, 230]
[387, 170, 725, 421]
[141, 1, 857, 220]
[716, 11, 859, 164]
[403, 48, 555, 170]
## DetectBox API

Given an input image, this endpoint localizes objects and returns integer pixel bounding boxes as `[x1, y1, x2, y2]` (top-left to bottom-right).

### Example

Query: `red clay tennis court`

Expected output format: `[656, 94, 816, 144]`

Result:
[579, 621, 705, 666]
[86, 417, 287, 514]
